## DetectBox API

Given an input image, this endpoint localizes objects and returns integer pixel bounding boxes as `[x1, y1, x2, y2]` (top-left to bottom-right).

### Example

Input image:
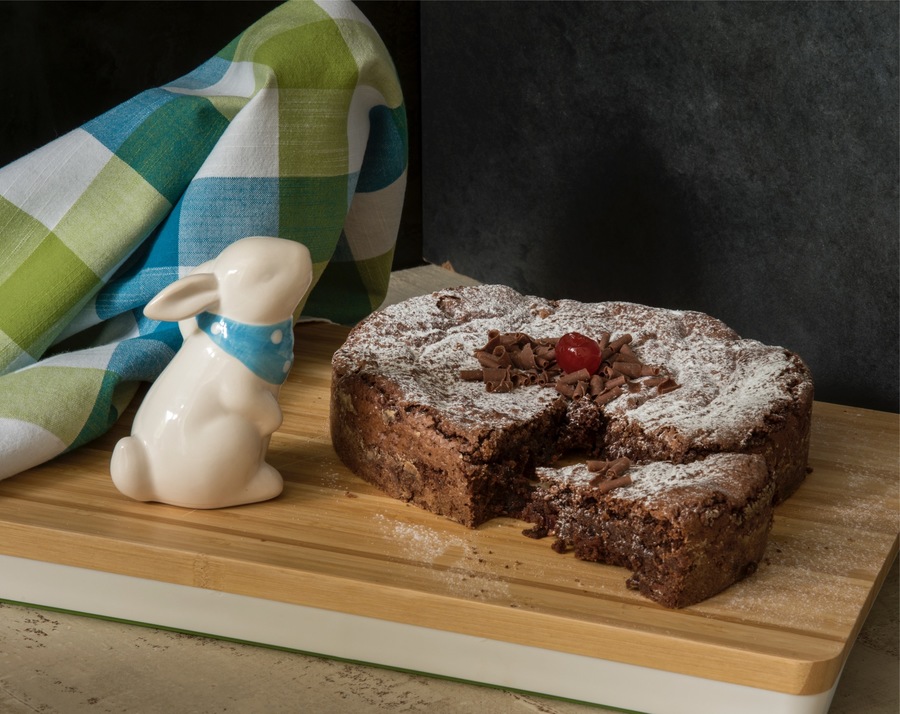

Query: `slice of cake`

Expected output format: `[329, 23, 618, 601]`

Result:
[329, 284, 814, 606]
[522, 454, 775, 608]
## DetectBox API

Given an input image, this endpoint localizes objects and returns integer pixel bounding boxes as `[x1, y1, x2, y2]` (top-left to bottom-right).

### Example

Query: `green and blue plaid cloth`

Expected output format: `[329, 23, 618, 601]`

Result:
[0, 0, 407, 480]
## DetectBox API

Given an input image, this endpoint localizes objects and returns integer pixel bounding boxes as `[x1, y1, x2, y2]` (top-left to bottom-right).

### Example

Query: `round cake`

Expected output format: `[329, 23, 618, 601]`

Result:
[330, 284, 814, 607]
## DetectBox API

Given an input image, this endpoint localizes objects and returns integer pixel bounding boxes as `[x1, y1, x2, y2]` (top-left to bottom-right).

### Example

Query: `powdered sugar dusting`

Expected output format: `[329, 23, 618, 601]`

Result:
[334, 284, 811, 443]
[537, 452, 767, 504]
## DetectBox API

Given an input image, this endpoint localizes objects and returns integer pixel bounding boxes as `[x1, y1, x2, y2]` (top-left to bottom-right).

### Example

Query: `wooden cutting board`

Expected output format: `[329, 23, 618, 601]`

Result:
[0, 322, 896, 700]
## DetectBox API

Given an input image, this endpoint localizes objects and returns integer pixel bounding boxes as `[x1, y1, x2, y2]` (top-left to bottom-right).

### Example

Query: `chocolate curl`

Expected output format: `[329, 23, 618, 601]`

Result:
[486, 378, 514, 393]
[475, 351, 501, 368]
[511, 371, 532, 388]
[500, 332, 532, 348]
[491, 345, 513, 367]
[534, 355, 554, 370]
[612, 361, 643, 378]
[482, 366, 522, 393]
[482, 367, 510, 384]
[510, 342, 536, 370]
[465, 329, 675, 406]
[612, 349, 640, 364]
[606, 456, 631, 478]
[594, 474, 633, 494]
[605, 374, 626, 390]
[594, 386, 623, 405]
[657, 377, 681, 395]
[588, 456, 632, 486]
[607, 333, 633, 353]
[479, 331, 501, 354]
[558, 368, 592, 385]
[587, 459, 613, 473]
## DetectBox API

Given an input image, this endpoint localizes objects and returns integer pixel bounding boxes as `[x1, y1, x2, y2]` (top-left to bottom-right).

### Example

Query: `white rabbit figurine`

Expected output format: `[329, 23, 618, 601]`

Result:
[110, 236, 313, 509]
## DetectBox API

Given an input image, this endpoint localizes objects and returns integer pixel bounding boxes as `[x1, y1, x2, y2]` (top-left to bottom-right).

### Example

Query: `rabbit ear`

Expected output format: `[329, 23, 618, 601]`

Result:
[144, 273, 219, 323]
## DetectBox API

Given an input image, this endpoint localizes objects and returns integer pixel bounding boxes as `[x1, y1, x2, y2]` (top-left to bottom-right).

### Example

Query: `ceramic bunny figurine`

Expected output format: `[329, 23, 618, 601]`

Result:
[110, 236, 313, 508]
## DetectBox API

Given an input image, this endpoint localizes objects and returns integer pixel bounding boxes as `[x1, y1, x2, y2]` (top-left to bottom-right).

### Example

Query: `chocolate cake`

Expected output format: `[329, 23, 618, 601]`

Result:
[329, 284, 814, 607]
[523, 454, 775, 608]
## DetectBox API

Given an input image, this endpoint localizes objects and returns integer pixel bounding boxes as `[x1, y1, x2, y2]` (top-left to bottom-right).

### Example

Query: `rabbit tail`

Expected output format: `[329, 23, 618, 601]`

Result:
[110, 436, 154, 502]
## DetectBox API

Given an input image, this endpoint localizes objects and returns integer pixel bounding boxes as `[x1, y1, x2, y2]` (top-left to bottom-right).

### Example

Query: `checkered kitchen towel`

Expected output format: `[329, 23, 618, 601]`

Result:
[0, 0, 407, 480]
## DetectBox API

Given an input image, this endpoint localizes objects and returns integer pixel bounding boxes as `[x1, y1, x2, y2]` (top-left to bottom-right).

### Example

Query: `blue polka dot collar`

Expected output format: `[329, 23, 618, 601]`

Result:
[196, 312, 295, 385]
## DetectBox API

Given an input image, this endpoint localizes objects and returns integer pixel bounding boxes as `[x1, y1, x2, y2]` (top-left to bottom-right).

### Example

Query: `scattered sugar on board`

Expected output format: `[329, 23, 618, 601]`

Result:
[826, 459, 900, 533]
[709, 533, 874, 631]
[371, 514, 511, 602]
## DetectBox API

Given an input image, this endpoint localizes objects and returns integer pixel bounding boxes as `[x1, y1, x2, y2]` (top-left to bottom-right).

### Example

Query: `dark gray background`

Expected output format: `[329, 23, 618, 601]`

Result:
[1, 1, 897, 413]
[420, 1, 898, 413]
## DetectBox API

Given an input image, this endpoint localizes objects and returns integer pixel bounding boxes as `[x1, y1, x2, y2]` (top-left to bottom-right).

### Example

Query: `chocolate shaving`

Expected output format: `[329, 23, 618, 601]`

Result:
[510, 342, 536, 370]
[587, 456, 633, 493]
[608, 333, 633, 353]
[465, 329, 680, 407]
[491, 345, 512, 367]
[594, 386, 623, 405]
[606, 456, 631, 478]
[605, 374, 627, 389]
[657, 377, 681, 395]
[612, 350, 640, 364]
[601, 364, 620, 380]
[558, 368, 592, 385]
[612, 361, 643, 378]
[587, 458, 614, 473]
[482, 367, 511, 384]
[476, 352, 502, 369]
[594, 474, 633, 494]
[588, 456, 631, 482]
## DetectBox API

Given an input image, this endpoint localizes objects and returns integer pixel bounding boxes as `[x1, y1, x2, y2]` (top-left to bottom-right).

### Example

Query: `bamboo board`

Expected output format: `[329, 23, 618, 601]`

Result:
[0, 323, 896, 706]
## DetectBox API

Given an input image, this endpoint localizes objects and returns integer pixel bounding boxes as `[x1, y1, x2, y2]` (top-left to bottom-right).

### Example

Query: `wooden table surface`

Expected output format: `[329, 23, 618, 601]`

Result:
[0, 266, 897, 714]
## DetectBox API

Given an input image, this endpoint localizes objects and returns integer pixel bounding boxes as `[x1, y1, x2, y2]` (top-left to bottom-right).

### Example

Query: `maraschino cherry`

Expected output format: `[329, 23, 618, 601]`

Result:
[555, 332, 602, 375]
